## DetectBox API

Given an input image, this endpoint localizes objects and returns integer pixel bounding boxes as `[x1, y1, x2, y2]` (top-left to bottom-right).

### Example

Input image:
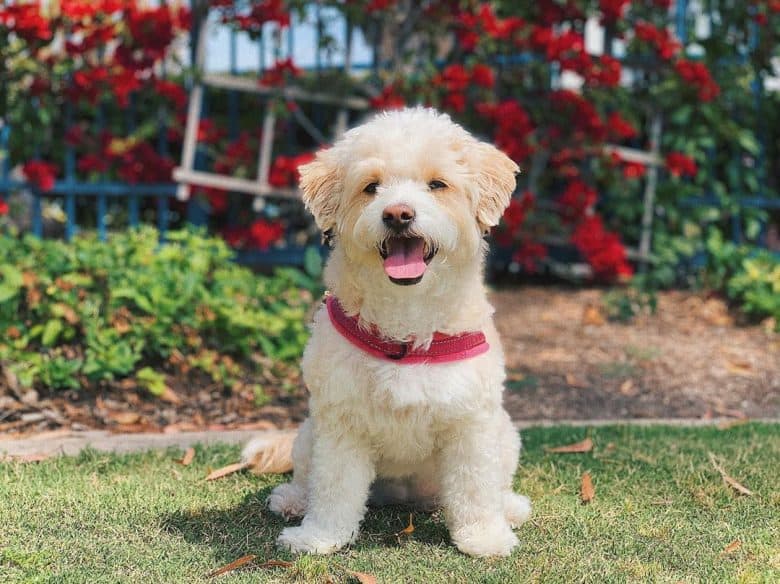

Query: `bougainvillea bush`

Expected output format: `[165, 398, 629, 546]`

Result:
[1, 0, 779, 288]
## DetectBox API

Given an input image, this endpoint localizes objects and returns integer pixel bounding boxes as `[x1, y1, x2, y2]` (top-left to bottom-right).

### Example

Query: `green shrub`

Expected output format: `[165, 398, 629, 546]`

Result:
[0, 227, 320, 394]
[705, 230, 780, 330]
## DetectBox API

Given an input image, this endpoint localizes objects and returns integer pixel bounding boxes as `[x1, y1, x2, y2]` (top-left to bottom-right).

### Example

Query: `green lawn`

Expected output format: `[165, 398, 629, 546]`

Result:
[1, 424, 779, 583]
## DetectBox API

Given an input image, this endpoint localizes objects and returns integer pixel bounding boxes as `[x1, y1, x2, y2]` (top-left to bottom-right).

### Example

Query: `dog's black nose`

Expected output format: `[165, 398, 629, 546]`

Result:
[382, 204, 415, 232]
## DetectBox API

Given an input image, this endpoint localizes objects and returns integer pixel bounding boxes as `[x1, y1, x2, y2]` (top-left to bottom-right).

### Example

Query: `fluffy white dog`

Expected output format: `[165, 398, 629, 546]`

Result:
[242, 107, 531, 557]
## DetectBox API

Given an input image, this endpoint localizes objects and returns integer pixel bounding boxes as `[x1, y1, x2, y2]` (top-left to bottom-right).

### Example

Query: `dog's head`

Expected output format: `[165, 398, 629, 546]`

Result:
[299, 108, 518, 286]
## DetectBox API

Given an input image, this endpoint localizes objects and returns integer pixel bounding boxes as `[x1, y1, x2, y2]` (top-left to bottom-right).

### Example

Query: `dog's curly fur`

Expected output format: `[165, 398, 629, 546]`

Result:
[242, 107, 531, 557]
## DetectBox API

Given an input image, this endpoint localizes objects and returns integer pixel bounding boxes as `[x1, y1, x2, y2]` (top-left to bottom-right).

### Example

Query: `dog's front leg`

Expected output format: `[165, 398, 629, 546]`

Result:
[438, 420, 518, 557]
[277, 428, 375, 554]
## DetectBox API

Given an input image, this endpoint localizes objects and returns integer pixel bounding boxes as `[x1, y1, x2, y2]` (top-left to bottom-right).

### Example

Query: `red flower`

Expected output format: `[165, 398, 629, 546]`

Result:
[470, 64, 495, 88]
[571, 215, 633, 279]
[261, 58, 301, 87]
[622, 161, 647, 179]
[154, 79, 188, 110]
[634, 21, 681, 60]
[0, 199, 9, 216]
[22, 160, 58, 192]
[478, 100, 535, 163]
[674, 59, 720, 101]
[600, 0, 630, 23]
[607, 112, 638, 140]
[249, 219, 285, 250]
[370, 85, 406, 110]
[559, 181, 597, 222]
[0, 3, 52, 43]
[77, 154, 109, 175]
[442, 92, 467, 113]
[367, 0, 396, 12]
[665, 152, 698, 178]
[436, 64, 470, 92]
[268, 152, 316, 188]
[512, 241, 548, 272]
[585, 55, 622, 87]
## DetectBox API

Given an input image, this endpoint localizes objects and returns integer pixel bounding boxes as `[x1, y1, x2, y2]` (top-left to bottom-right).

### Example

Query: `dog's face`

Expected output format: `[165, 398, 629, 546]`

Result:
[299, 108, 518, 286]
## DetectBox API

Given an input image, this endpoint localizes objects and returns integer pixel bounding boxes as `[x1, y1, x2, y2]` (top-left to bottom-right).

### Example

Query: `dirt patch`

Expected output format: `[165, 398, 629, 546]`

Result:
[2, 286, 778, 439]
[493, 287, 779, 421]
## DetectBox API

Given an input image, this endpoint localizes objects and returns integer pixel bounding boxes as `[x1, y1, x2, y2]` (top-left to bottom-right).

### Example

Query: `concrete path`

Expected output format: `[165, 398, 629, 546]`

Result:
[1, 418, 777, 459]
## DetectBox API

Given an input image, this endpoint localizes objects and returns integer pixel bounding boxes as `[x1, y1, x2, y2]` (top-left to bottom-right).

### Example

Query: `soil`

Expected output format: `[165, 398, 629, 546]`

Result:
[1, 287, 778, 439]
[493, 287, 779, 421]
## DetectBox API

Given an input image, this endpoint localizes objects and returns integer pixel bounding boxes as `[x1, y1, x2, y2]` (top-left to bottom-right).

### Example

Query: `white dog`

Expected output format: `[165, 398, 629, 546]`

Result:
[242, 107, 531, 557]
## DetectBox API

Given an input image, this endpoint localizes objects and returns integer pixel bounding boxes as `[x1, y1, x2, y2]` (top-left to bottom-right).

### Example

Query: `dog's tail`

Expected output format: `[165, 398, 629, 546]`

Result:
[240, 430, 297, 474]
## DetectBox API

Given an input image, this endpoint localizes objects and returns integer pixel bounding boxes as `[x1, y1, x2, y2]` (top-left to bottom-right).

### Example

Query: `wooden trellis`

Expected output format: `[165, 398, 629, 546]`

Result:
[172, 13, 370, 210]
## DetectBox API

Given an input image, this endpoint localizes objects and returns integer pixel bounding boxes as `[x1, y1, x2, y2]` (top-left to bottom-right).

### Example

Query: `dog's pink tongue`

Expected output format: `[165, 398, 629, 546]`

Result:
[383, 238, 427, 280]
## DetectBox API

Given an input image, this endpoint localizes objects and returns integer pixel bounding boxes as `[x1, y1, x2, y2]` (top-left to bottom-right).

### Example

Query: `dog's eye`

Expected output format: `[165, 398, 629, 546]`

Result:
[363, 182, 379, 195]
[428, 180, 447, 190]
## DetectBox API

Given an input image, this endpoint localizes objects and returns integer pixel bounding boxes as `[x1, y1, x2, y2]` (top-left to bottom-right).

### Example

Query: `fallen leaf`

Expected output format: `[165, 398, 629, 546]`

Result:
[158, 386, 182, 405]
[619, 379, 638, 396]
[545, 437, 593, 454]
[348, 571, 377, 584]
[179, 447, 195, 466]
[565, 373, 589, 388]
[720, 540, 741, 555]
[207, 554, 256, 578]
[708, 453, 753, 496]
[582, 305, 605, 326]
[580, 471, 595, 503]
[396, 513, 415, 536]
[108, 411, 141, 425]
[725, 359, 754, 377]
[257, 560, 293, 569]
[205, 461, 250, 481]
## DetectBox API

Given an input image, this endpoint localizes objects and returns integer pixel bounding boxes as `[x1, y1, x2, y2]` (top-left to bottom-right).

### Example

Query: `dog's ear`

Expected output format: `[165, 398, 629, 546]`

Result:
[298, 148, 341, 232]
[473, 142, 519, 230]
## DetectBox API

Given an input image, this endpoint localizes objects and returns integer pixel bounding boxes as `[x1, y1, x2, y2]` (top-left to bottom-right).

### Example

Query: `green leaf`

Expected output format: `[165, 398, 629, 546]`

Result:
[41, 319, 63, 347]
[303, 246, 323, 279]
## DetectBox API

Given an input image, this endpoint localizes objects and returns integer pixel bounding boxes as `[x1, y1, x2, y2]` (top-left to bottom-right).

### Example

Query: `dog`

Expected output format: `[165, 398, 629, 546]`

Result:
[242, 107, 531, 557]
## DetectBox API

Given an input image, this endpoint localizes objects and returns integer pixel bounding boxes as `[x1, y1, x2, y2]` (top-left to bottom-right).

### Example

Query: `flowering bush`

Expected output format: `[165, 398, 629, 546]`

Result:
[2, 0, 779, 284]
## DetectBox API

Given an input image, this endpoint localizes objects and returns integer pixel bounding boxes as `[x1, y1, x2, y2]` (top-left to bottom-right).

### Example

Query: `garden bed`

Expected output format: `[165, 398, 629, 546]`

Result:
[1, 285, 777, 440]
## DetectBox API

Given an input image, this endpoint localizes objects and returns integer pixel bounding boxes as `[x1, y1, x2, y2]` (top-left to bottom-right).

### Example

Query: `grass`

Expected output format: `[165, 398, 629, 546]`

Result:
[1, 424, 779, 583]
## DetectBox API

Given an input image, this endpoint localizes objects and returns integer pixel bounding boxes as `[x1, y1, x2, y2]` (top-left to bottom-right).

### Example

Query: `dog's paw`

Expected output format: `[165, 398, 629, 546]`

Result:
[276, 525, 353, 555]
[452, 518, 518, 558]
[268, 483, 307, 519]
[504, 492, 532, 528]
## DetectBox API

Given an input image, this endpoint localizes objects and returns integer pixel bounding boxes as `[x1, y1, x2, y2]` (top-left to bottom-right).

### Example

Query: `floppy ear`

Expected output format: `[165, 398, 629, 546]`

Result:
[473, 142, 519, 230]
[298, 148, 341, 232]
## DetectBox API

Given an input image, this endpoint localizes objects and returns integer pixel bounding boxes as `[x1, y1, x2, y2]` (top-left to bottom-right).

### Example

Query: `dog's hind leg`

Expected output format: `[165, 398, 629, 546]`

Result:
[497, 409, 532, 528]
[265, 419, 313, 519]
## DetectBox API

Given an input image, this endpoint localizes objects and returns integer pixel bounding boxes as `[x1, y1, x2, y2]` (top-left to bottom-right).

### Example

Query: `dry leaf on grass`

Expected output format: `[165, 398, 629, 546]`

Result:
[580, 472, 595, 503]
[179, 447, 195, 466]
[546, 437, 593, 454]
[207, 554, 256, 578]
[720, 540, 741, 555]
[348, 570, 377, 584]
[396, 513, 415, 536]
[257, 560, 293, 569]
[708, 453, 753, 496]
[205, 461, 250, 481]
[725, 359, 754, 377]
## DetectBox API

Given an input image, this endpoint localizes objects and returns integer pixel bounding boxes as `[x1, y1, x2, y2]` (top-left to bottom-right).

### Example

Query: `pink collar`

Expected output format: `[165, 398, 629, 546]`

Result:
[325, 295, 490, 364]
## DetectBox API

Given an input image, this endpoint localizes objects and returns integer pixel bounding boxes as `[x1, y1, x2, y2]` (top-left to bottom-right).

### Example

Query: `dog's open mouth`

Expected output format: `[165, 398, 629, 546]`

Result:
[378, 236, 437, 285]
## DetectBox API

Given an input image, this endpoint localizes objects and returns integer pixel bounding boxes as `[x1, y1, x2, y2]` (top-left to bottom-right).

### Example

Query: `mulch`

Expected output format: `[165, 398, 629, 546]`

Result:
[1, 287, 778, 440]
